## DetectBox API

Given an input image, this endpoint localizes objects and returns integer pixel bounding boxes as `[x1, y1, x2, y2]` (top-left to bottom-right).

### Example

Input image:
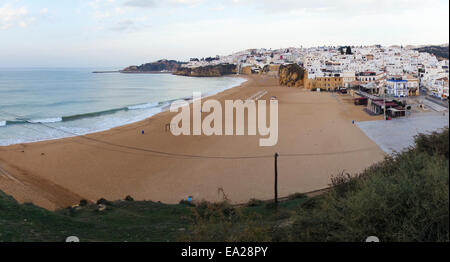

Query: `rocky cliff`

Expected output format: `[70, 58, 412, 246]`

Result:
[278, 64, 306, 87]
[121, 59, 186, 73]
[173, 64, 237, 77]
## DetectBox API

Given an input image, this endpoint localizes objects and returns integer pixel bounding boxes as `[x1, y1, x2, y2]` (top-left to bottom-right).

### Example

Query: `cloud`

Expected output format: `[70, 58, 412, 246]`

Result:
[171, 0, 204, 4]
[88, 0, 117, 9]
[94, 10, 113, 19]
[110, 18, 150, 31]
[229, 0, 447, 15]
[123, 0, 203, 8]
[114, 7, 125, 14]
[110, 19, 136, 31]
[124, 0, 157, 8]
[88, 1, 126, 20]
[0, 3, 31, 30]
[40, 8, 49, 15]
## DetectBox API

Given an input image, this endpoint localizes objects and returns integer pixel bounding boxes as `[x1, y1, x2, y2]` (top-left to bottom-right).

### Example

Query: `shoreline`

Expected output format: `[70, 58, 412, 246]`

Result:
[0, 75, 386, 210]
[92, 71, 120, 73]
[118, 71, 173, 74]
[0, 75, 249, 147]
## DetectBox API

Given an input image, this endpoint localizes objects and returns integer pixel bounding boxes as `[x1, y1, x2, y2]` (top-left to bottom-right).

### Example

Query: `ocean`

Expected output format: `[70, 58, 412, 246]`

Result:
[0, 68, 246, 146]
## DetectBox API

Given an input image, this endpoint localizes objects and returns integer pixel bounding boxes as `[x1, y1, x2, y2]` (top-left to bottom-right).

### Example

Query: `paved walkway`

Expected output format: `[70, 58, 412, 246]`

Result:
[423, 99, 448, 112]
[356, 112, 449, 155]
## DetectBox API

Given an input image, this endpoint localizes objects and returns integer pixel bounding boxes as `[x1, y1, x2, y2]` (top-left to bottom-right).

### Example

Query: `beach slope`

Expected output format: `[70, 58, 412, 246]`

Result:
[0, 75, 385, 210]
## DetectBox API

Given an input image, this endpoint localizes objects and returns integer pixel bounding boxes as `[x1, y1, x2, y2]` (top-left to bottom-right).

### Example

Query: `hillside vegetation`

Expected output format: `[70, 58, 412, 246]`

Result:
[184, 129, 449, 242]
[0, 128, 448, 242]
[414, 45, 449, 60]
[121, 59, 186, 73]
[173, 64, 237, 77]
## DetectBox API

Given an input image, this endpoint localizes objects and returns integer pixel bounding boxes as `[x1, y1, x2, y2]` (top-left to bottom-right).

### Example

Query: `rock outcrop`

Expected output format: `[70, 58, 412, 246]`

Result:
[240, 66, 253, 75]
[262, 64, 281, 73]
[278, 64, 306, 87]
[261, 64, 281, 77]
[173, 64, 237, 77]
[121, 59, 186, 73]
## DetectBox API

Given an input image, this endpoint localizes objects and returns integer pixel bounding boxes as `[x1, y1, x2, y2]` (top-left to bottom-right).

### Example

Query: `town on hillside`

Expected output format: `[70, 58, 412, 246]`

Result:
[182, 45, 449, 118]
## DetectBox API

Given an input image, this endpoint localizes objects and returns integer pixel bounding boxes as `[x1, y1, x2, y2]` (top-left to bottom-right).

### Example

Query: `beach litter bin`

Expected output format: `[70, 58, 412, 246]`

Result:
[141, 130, 145, 135]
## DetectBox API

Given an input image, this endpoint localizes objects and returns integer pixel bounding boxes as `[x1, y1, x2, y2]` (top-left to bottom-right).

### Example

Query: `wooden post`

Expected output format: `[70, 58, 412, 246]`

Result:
[274, 153, 279, 208]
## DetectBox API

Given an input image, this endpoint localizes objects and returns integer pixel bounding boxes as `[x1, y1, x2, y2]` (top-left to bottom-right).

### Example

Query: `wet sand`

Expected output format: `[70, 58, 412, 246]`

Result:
[0, 75, 385, 210]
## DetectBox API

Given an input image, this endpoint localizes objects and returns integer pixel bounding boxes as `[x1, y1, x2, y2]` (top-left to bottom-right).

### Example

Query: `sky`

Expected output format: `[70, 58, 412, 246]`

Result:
[0, 0, 449, 68]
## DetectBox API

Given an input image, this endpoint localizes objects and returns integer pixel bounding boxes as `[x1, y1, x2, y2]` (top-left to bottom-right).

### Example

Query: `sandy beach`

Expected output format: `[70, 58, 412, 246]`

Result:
[0, 75, 386, 210]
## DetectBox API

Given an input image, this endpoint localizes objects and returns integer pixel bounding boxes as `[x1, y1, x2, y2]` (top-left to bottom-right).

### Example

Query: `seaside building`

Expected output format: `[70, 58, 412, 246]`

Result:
[433, 77, 449, 99]
[403, 74, 420, 96]
[386, 79, 408, 97]
[360, 82, 381, 95]
[304, 74, 343, 91]
[342, 71, 356, 88]
[367, 99, 405, 117]
[356, 71, 377, 83]
[181, 44, 447, 100]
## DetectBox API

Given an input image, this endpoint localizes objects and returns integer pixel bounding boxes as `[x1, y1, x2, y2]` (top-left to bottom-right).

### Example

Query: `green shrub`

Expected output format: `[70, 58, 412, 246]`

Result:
[330, 172, 359, 197]
[185, 128, 449, 242]
[288, 193, 307, 200]
[299, 197, 321, 211]
[246, 199, 264, 207]
[79, 199, 88, 207]
[264, 201, 277, 210]
[291, 138, 449, 242]
[96, 198, 112, 206]
[414, 128, 449, 158]
[124, 195, 134, 202]
[179, 199, 195, 206]
[182, 201, 271, 242]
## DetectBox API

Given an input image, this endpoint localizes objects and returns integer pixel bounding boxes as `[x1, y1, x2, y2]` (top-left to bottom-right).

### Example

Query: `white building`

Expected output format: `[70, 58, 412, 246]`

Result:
[387, 79, 408, 97]
[342, 71, 356, 88]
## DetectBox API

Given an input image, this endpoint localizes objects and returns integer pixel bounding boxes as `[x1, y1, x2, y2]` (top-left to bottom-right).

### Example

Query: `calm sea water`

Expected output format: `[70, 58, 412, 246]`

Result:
[0, 68, 246, 146]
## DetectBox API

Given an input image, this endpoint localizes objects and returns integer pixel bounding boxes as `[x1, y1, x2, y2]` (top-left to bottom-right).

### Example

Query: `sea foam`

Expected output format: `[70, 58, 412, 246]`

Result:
[0, 70, 246, 146]
[127, 102, 159, 110]
[28, 117, 63, 124]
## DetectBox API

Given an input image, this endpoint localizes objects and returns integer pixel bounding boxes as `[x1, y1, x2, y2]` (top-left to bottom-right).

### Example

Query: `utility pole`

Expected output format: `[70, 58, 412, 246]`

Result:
[274, 153, 279, 208]
[384, 87, 387, 120]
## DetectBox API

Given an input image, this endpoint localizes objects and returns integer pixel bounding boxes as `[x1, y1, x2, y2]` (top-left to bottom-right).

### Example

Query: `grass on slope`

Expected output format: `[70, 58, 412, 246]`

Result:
[0, 128, 448, 242]
[0, 195, 192, 242]
[0, 189, 308, 242]
[183, 128, 449, 242]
